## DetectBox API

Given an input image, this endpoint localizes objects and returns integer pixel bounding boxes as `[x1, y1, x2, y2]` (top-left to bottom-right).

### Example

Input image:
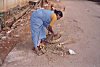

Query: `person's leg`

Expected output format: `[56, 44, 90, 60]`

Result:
[39, 26, 47, 46]
[36, 26, 47, 53]
[31, 31, 42, 55]
[30, 18, 44, 55]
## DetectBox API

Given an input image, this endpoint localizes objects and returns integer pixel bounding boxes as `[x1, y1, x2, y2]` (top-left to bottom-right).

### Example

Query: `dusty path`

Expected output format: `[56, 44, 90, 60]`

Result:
[1, 1, 100, 67]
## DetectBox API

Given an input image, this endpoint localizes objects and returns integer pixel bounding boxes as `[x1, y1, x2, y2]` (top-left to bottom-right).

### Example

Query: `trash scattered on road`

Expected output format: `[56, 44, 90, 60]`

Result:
[6, 29, 13, 34]
[1, 36, 7, 40]
[68, 49, 76, 55]
[57, 44, 62, 48]
[46, 33, 61, 44]
[13, 35, 20, 38]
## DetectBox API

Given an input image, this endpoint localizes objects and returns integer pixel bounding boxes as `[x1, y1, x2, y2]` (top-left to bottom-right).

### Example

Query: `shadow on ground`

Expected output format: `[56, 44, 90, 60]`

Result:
[88, 0, 100, 5]
[88, 0, 100, 2]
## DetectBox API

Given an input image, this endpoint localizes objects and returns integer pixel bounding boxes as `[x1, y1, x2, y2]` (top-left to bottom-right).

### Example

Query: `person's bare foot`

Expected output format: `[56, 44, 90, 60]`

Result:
[32, 47, 43, 56]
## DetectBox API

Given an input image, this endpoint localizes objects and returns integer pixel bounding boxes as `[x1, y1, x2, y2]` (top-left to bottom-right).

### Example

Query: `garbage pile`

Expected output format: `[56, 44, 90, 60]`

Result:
[40, 34, 76, 57]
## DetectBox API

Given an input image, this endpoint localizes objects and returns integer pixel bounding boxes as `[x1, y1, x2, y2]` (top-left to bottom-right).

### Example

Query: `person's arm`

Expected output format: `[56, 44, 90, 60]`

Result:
[47, 25, 58, 37]
[50, 13, 57, 27]
[47, 13, 57, 34]
[47, 25, 54, 34]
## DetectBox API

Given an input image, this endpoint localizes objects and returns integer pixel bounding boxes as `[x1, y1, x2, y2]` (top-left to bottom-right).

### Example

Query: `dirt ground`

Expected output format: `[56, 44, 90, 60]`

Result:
[1, 1, 100, 67]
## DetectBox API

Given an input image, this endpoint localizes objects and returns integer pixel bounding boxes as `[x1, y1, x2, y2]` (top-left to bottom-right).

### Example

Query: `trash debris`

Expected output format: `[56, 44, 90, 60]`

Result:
[57, 44, 62, 48]
[59, 42, 65, 45]
[41, 48, 47, 54]
[20, 24, 24, 26]
[13, 35, 20, 38]
[3, 27, 10, 31]
[1, 36, 7, 40]
[6, 29, 13, 34]
[46, 33, 61, 44]
[68, 49, 76, 55]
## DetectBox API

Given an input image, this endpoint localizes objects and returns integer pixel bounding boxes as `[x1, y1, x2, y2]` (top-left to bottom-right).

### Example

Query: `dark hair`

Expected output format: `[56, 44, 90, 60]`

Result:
[54, 10, 63, 17]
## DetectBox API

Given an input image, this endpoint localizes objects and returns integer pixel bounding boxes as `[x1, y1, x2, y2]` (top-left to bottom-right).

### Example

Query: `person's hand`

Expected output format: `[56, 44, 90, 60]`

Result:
[47, 25, 54, 34]
[53, 33, 58, 37]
